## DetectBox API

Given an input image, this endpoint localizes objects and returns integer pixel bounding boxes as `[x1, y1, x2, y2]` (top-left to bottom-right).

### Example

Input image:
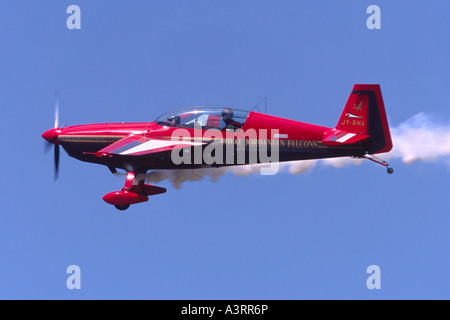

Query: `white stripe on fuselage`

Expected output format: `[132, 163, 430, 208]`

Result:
[336, 133, 356, 143]
[120, 139, 205, 155]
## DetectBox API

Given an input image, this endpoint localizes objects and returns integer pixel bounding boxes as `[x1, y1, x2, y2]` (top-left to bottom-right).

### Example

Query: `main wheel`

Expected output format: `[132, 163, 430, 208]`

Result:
[387, 167, 394, 174]
[114, 204, 130, 211]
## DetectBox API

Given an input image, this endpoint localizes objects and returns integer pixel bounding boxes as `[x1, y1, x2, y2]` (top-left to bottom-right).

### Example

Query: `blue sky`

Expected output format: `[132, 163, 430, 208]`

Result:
[0, 1, 449, 299]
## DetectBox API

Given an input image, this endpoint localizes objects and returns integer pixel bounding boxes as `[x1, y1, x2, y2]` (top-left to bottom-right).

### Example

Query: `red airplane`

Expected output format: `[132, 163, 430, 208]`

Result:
[42, 84, 393, 210]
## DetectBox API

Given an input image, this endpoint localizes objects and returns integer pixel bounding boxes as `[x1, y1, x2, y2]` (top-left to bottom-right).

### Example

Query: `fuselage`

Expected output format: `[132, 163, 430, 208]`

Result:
[43, 110, 365, 173]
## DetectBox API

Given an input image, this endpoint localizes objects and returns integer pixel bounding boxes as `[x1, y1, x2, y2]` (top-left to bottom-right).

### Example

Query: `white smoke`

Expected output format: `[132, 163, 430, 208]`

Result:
[139, 113, 450, 188]
[144, 167, 229, 190]
[286, 159, 317, 174]
[388, 113, 450, 165]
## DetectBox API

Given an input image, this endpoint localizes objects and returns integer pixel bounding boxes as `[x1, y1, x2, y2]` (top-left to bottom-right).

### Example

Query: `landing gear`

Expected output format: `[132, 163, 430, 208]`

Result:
[361, 154, 394, 174]
[114, 204, 130, 211]
[103, 171, 167, 210]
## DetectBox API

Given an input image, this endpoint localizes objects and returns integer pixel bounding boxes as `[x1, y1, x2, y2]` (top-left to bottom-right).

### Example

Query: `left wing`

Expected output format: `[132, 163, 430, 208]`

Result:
[94, 134, 207, 157]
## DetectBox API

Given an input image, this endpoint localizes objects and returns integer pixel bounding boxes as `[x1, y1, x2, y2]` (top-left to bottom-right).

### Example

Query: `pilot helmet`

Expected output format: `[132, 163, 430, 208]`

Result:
[168, 115, 180, 125]
[222, 108, 234, 121]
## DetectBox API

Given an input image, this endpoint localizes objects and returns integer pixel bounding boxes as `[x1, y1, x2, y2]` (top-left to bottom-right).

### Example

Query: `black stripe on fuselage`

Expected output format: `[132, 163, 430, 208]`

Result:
[59, 136, 123, 143]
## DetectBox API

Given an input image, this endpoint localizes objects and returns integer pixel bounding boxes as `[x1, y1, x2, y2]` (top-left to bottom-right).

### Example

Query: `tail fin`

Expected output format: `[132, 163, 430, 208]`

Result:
[327, 84, 393, 154]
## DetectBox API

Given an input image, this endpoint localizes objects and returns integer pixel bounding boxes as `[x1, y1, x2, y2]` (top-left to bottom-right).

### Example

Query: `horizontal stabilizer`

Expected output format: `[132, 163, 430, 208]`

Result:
[322, 129, 370, 145]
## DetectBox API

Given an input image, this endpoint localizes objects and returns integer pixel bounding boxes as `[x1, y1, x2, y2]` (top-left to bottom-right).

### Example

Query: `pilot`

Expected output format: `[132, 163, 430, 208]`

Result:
[168, 115, 181, 127]
[222, 108, 241, 130]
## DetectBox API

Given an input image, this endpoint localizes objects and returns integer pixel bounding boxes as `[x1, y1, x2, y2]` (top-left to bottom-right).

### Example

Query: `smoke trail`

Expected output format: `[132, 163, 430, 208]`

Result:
[321, 113, 450, 168]
[388, 113, 450, 165]
[286, 160, 317, 174]
[140, 113, 450, 188]
[144, 167, 230, 190]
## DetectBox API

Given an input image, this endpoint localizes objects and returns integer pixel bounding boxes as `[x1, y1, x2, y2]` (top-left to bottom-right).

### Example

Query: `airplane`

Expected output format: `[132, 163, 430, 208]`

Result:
[42, 84, 393, 211]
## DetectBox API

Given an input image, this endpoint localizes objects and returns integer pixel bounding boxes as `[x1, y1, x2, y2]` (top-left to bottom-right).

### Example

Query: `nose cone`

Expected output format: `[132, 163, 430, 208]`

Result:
[42, 128, 61, 144]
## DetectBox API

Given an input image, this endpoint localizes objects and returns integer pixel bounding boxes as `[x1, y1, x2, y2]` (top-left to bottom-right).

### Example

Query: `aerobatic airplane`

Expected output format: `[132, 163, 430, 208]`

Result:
[42, 84, 393, 210]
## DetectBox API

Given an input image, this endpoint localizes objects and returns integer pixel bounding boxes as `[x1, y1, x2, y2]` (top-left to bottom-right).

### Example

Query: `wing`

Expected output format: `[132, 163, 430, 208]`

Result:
[94, 134, 207, 157]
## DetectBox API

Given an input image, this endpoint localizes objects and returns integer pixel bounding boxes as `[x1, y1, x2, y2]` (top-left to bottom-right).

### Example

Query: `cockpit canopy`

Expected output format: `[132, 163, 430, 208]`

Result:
[155, 106, 250, 131]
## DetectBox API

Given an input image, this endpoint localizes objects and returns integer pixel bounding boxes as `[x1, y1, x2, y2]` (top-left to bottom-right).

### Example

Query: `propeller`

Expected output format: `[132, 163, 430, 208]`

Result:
[53, 95, 60, 180]
[54, 141, 60, 180]
[43, 94, 61, 180]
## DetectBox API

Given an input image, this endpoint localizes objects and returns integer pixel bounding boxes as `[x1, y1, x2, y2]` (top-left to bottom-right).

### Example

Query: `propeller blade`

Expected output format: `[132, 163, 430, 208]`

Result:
[54, 94, 60, 129]
[54, 144, 60, 180]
